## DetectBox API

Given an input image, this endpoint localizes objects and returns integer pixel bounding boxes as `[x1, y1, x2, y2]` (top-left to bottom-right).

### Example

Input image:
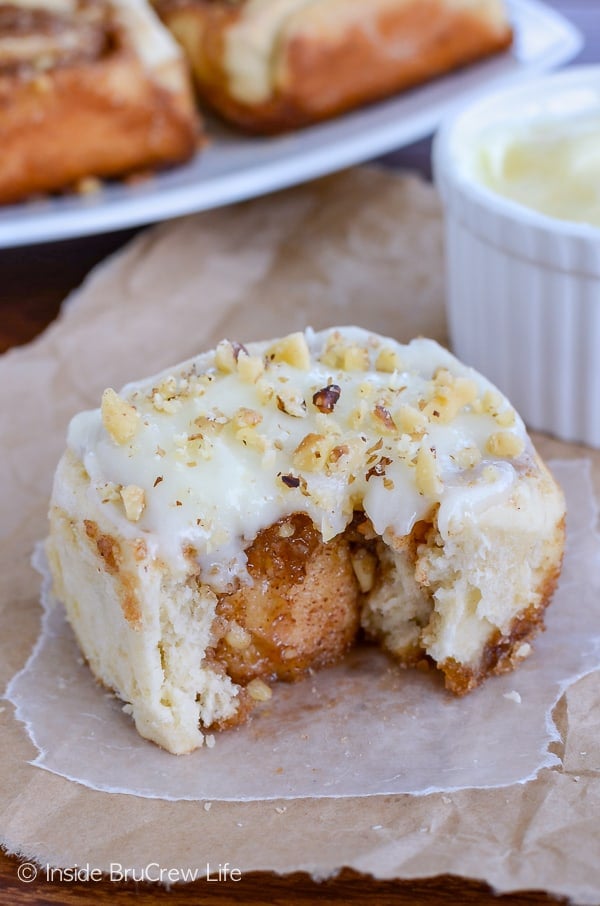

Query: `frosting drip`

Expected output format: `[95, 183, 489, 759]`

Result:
[65, 327, 528, 591]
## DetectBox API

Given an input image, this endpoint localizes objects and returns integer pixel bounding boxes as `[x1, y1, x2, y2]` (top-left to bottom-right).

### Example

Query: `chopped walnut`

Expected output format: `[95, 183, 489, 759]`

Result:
[276, 387, 307, 418]
[328, 444, 349, 465]
[255, 378, 275, 406]
[186, 432, 215, 460]
[415, 444, 443, 498]
[214, 340, 239, 373]
[266, 332, 310, 370]
[153, 375, 177, 398]
[237, 353, 264, 383]
[247, 678, 272, 702]
[312, 384, 341, 414]
[375, 347, 403, 373]
[342, 344, 370, 372]
[395, 404, 428, 436]
[366, 437, 384, 455]
[319, 334, 370, 371]
[225, 623, 252, 651]
[292, 433, 329, 471]
[120, 485, 145, 522]
[101, 389, 140, 445]
[482, 389, 504, 415]
[194, 413, 229, 435]
[232, 407, 263, 429]
[151, 392, 182, 415]
[373, 404, 396, 433]
[486, 432, 525, 458]
[366, 456, 393, 481]
[423, 373, 479, 424]
[494, 407, 517, 428]
[350, 549, 378, 593]
[319, 331, 344, 368]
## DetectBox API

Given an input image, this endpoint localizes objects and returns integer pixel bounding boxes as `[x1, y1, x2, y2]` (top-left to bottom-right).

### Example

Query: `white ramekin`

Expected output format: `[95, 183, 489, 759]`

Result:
[433, 66, 600, 448]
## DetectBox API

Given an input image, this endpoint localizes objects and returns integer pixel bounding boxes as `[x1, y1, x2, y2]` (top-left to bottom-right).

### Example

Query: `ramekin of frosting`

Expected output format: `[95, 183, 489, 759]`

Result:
[433, 66, 600, 448]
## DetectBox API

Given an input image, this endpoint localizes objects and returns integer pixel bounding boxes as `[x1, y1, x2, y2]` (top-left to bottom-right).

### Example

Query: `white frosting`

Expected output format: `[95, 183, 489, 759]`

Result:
[111, 0, 181, 70]
[65, 328, 529, 592]
[5, 0, 181, 70]
[474, 113, 600, 228]
[224, 0, 315, 104]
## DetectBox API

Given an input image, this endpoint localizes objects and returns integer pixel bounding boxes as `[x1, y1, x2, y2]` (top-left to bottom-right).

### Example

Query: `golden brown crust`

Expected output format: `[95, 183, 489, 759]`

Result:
[0, 3, 202, 204]
[82, 516, 142, 626]
[440, 515, 566, 695]
[155, 0, 513, 133]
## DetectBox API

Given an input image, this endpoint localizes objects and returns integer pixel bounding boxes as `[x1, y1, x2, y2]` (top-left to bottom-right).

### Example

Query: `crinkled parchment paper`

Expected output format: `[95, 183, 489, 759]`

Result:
[1, 170, 600, 902]
[6, 457, 600, 802]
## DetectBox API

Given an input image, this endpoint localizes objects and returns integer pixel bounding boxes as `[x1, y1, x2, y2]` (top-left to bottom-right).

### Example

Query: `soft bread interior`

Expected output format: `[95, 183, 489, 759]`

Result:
[48, 448, 564, 754]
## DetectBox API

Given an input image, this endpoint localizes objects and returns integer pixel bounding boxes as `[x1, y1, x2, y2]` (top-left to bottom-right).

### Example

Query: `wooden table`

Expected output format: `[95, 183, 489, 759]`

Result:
[1, 2, 596, 902]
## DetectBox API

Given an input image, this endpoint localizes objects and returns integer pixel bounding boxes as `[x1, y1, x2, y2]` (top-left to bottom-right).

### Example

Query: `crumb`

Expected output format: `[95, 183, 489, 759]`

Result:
[503, 690, 522, 704]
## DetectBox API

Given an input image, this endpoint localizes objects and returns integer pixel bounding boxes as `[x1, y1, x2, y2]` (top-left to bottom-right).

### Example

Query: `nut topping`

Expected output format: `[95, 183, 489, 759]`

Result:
[120, 485, 145, 522]
[101, 388, 140, 445]
[312, 384, 341, 414]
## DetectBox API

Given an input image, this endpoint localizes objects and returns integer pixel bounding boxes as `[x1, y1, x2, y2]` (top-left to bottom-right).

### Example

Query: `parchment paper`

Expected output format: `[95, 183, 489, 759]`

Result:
[6, 459, 599, 802]
[1, 169, 599, 902]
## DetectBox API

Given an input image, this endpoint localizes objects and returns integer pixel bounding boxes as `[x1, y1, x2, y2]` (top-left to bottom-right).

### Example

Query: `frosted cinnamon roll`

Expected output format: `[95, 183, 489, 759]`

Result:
[153, 0, 513, 133]
[47, 327, 565, 753]
[0, 0, 201, 203]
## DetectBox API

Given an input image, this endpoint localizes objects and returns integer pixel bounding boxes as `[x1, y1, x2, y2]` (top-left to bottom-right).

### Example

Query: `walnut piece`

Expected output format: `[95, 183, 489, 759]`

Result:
[101, 389, 140, 445]
[312, 384, 341, 413]
[247, 678, 272, 701]
[486, 432, 525, 458]
[415, 444, 443, 498]
[292, 433, 329, 471]
[350, 549, 378, 593]
[375, 347, 403, 373]
[120, 485, 145, 522]
[266, 332, 310, 370]
[276, 387, 307, 418]
[214, 340, 245, 373]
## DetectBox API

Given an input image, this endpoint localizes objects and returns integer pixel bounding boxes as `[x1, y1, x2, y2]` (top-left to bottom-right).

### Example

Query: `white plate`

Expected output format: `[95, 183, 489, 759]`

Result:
[0, 0, 581, 248]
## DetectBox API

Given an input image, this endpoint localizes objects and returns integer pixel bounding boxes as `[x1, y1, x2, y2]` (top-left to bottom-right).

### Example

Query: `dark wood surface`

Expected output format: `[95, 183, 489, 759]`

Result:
[0, 1, 594, 901]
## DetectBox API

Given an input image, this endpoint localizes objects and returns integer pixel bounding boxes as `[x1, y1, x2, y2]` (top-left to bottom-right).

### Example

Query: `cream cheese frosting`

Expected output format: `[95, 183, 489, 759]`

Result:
[64, 327, 529, 592]
[475, 113, 600, 228]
